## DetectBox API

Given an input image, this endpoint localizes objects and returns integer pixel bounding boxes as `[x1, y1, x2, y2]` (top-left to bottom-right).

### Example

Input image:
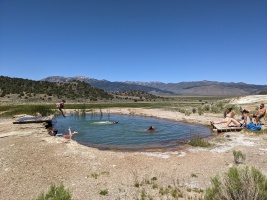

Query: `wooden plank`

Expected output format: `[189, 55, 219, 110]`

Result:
[212, 122, 242, 133]
[13, 116, 53, 124]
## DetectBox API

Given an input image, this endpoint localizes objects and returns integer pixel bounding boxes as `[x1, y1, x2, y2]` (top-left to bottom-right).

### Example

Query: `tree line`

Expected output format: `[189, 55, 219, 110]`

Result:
[0, 76, 113, 101]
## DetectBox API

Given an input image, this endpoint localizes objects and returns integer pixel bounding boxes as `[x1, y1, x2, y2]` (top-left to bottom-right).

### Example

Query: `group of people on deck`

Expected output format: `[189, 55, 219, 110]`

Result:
[211, 103, 266, 128]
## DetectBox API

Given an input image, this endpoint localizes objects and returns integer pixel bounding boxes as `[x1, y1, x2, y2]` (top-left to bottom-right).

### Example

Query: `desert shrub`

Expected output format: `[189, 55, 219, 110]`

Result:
[178, 107, 186, 113]
[210, 105, 221, 113]
[197, 106, 204, 115]
[205, 166, 267, 200]
[36, 183, 72, 200]
[216, 101, 225, 110]
[185, 109, 192, 116]
[233, 150, 246, 164]
[203, 104, 210, 111]
[205, 103, 241, 116]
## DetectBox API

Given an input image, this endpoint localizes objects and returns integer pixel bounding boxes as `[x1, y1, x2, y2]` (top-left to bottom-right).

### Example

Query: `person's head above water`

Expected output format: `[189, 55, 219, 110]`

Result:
[147, 126, 155, 131]
[113, 122, 118, 124]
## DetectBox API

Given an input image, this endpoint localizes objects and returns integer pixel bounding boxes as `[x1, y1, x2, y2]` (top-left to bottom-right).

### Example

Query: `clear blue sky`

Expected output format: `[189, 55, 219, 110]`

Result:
[0, 0, 266, 85]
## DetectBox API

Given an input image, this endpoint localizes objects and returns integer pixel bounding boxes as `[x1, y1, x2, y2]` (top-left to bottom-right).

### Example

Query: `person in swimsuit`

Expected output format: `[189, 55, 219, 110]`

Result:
[249, 103, 266, 125]
[223, 109, 248, 128]
[211, 108, 234, 125]
[56, 100, 66, 117]
[55, 127, 78, 139]
[63, 127, 78, 139]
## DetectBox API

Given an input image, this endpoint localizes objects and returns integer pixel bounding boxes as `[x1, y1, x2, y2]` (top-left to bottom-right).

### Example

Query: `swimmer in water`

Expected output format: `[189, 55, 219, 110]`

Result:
[93, 121, 118, 125]
[55, 127, 78, 139]
[63, 127, 78, 139]
[147, 126, 155, 132]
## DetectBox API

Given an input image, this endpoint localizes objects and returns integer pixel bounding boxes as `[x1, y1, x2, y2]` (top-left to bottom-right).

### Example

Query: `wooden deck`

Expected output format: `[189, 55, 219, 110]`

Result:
[212, 122, 243, 133]
[13, 116, 53, 124]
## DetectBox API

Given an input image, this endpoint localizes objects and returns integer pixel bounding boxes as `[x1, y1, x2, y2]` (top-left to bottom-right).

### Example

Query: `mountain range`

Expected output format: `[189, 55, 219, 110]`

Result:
[41, 76, 267, 96]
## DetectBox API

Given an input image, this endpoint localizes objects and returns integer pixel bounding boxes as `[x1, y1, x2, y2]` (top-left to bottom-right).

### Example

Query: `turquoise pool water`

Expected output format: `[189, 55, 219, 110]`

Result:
[52, 114, 212, 150]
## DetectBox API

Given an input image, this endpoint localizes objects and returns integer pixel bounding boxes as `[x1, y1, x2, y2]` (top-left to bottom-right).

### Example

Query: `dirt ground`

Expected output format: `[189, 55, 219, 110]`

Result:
[1, 97, 267, 200]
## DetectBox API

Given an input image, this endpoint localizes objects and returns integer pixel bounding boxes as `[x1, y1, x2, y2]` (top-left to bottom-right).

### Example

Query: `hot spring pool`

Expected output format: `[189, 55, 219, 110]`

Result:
[52, 114, 212, 150]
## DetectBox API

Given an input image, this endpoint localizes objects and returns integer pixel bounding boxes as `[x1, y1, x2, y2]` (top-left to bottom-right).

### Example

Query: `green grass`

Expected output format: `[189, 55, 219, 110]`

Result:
[99, 189, 108, 196]
[91, 172, 100, 179]
[0, 95, 231, 118]
[90, 171, 109, 179]
[233, 150, 246, 164]
[0, 104, 55, 117]
[188, 137, 211, 147]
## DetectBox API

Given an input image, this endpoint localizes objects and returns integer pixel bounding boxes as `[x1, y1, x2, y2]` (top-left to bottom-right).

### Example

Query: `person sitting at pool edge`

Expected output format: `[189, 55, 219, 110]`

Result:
[223, 109, 249, 128]
[211, 108, 234, 125]
[48, 129, 58, 136]
[147, 126, 155, 132]
[249, 103, 266, 125]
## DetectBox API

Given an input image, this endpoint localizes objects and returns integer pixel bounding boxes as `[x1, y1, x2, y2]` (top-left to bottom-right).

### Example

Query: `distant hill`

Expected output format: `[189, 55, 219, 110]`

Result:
[41, 76, 174, 95]
[0, 76, 113, 101]
[125, 80, 267, 96]
[42, 76, 267, 96]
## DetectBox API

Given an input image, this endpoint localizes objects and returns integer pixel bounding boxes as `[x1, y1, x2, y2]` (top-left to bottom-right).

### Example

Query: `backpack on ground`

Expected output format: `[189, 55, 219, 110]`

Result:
[247, 122, 261, 131]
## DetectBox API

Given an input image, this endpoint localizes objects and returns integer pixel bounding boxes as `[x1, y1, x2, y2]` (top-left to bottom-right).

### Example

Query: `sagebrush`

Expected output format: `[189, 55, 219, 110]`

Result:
[205, 165, 267, 200]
